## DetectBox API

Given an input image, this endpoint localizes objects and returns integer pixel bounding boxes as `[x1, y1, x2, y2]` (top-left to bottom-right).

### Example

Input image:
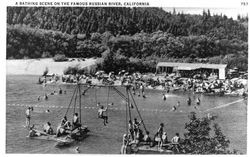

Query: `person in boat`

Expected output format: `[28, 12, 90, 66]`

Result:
[143, 131, 151, 144]
[156, 123, 164, 148]
[154, 132, 161, 147]
[72, 113, 81, 130]
[56, 116, 71, 137]
[133, 118, 141, 138]
[171, 133, 180, 144]
[28, 125, 41, 137]
[97, 105, 108, 126]
[128, 120, 134, 140]
[61, 116, 70, 126]
[120, 134, 132, 154]
[161, 132, 169, 146]
[171, 133, 181, 153]
[43, 122, 54, 135]
[135, 128, 144, 144]
[187, 97, 191, 106]
[56, 124, 66, 137]
[25, 107, 32, 128]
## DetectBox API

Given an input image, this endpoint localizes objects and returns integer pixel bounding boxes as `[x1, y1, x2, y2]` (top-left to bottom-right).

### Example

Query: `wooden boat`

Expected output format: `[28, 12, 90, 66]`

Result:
[132, 144, 173, 154]
[27, 84, 89, 146]
[116, 86, 176, 154]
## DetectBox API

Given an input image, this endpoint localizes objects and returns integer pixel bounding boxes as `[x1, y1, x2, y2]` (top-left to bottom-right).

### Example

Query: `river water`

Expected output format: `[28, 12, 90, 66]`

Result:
[6, 75, 247, 154]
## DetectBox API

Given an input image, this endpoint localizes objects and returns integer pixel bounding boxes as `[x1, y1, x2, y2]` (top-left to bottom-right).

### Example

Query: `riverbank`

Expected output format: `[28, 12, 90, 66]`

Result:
[6, 58, 97, 75]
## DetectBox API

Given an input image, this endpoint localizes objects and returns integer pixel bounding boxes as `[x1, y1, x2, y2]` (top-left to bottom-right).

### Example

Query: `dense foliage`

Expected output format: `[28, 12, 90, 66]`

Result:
[53, 54, 68, 62]
[7, 7, 248, 72]
[182, 112, 239, 154]
[7, 7, 248, 40]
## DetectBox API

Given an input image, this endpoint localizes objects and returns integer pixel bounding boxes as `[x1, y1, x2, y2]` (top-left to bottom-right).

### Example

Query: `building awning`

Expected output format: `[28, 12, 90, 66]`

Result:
[176, 66, 198, 70]
[157, 62, 227, 69]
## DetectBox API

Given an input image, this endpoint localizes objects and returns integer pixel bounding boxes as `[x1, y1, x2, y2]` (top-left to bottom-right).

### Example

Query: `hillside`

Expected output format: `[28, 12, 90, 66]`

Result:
[6, 7, 248, 72]
[7, 7, 248, 39]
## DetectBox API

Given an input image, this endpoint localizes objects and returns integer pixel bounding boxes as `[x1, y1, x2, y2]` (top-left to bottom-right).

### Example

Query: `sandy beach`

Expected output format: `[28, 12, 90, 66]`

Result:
[6, 58, 97, 75]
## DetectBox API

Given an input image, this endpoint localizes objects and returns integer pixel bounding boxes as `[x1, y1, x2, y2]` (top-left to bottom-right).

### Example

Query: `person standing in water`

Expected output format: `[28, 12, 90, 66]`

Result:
[25, 107, 32, 128]
[196, 97, 201, 106]
[162, 93, 166, 101]
[187, 97, 191, 106]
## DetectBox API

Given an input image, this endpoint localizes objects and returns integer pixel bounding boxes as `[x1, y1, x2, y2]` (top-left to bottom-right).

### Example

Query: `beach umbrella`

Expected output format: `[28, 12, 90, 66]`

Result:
[169, 73, 175, 77]
[109, 71, 114, 77]
[95, 71, 104, 75]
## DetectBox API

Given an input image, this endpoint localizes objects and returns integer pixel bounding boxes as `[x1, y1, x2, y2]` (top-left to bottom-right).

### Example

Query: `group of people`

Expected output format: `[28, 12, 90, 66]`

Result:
[121, 121, 181, 154]
[154, 123, 180, 150]
[27, 105, 83, 138]
[37, 88, 66, 101]
[162, 93, 201, 112]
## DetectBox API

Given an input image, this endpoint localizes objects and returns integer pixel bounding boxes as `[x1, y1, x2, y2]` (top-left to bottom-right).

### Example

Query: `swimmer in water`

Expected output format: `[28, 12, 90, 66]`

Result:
[162, 94, 166, 101]
[172, 106, 177, 111]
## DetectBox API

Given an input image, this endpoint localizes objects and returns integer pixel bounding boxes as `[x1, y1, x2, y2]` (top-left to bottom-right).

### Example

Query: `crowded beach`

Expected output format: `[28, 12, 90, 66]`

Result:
[38, 62, 248, 99]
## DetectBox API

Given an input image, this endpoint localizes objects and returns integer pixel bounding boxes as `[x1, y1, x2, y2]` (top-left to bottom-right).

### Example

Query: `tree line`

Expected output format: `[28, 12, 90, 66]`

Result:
[7, 7, 248, 40]
[7, 7, 248, 72]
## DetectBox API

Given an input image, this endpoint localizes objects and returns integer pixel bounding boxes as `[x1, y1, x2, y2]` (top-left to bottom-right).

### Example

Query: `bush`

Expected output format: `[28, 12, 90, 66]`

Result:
[53, 54, 68, 62]
[182, 112, 238, 154]
[63, 64, 95, 75]
[63, 65, 80, 75]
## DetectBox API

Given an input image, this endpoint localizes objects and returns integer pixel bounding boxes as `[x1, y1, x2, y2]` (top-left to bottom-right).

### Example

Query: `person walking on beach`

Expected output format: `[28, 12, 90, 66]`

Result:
[25, 107, 32, 128]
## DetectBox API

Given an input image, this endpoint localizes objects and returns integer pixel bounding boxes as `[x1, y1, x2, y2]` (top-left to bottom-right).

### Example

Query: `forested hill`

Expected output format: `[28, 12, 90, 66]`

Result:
[7, 7, 248, 72]
[7, 7, 247, 40]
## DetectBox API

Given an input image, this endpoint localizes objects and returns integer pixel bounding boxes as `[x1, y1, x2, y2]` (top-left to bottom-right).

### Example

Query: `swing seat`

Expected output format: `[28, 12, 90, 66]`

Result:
[98, 115, 103, 119]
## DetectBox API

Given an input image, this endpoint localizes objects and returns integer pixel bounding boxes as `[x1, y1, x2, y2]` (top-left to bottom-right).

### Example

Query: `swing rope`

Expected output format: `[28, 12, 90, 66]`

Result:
[95, 86, 98, 106]
[126, 87, 132, 122]
[64, 86, 78, 117]
[125, 94, 128, 135]
[73, 86, 78, 115]
[78, 84, 82, 123]
[106, 86, 111, 116]
[128, 89, 148, 133]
